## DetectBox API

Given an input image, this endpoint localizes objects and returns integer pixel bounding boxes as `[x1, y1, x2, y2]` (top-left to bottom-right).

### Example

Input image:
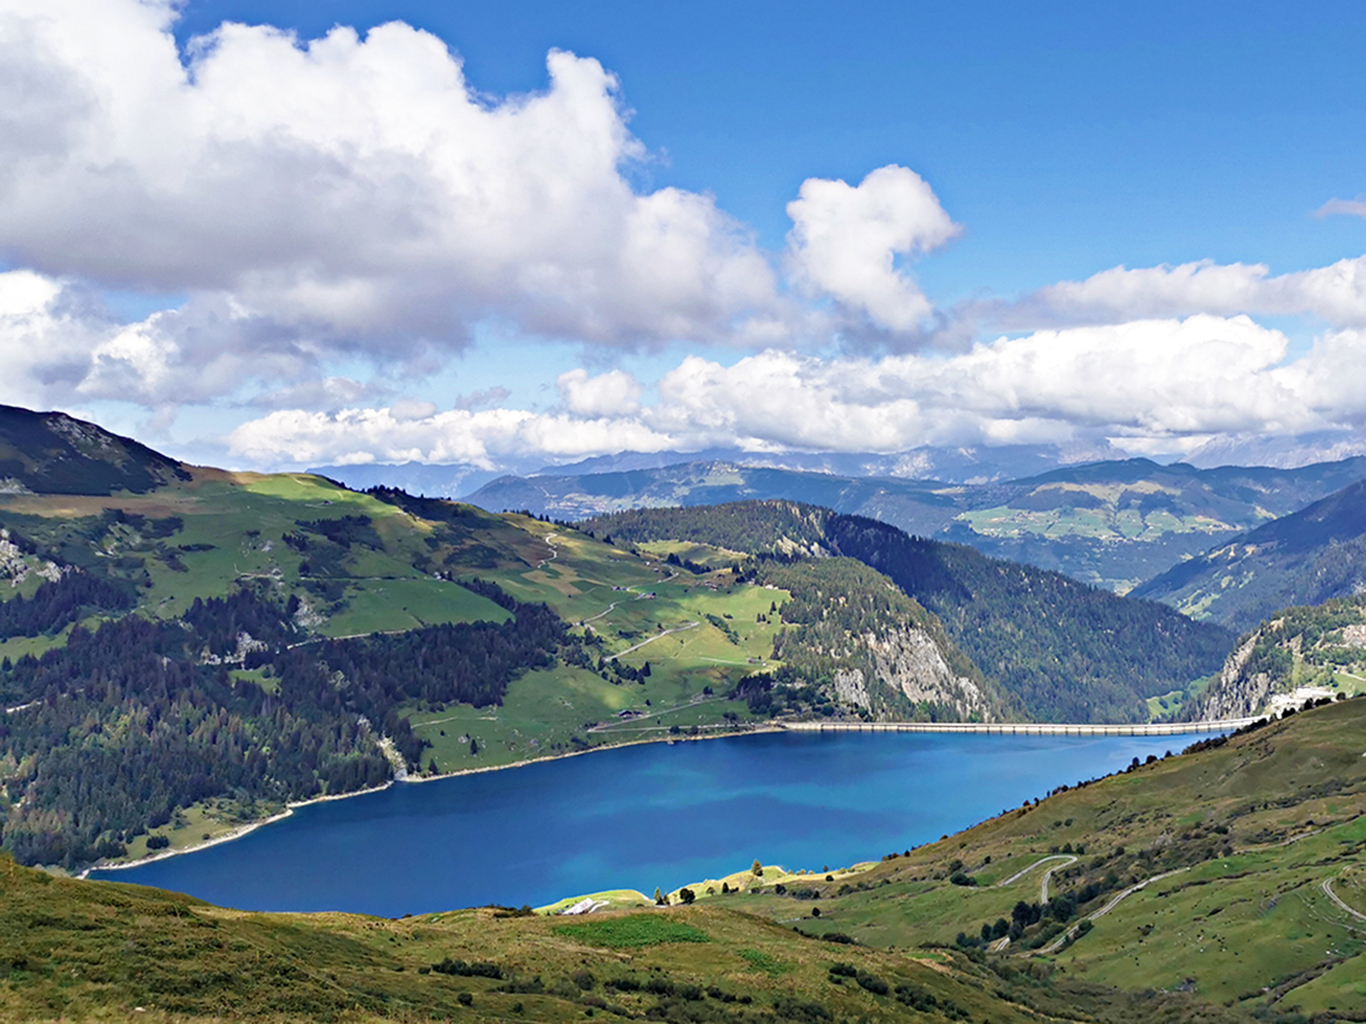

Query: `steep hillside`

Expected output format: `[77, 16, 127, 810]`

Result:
[469, 456, 1366, 592]
[741, 557, 1016, 723]
[587, 502, 1234, 722]
[0, 851, 1270, 1024]
[0, 404, 190, 496]
[1132, 478, 1366, 630]
[1192, 593, 1366, 718]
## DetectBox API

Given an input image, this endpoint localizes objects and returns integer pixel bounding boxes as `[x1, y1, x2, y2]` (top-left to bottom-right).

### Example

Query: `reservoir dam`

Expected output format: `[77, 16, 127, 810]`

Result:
[781, 718, 1260, 737]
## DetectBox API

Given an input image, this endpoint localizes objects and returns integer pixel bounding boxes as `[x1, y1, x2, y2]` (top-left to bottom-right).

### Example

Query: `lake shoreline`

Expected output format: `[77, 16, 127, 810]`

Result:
[82, 722, 786, 877]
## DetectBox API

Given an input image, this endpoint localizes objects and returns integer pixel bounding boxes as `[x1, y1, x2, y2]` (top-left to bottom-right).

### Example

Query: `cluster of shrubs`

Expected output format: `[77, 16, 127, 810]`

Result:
[598, 658, 650, 684]
[429, 958, 503, 979]
[957, 891, 1094, 951]
[828, 965, 970, 1019]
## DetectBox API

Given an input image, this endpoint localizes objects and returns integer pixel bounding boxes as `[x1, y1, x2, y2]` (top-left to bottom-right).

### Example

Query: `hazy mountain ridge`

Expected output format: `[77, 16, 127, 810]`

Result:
[313, 440, 1130, 499]
[467, 455, 1366, 592]
[1132, 477, 1366, 630]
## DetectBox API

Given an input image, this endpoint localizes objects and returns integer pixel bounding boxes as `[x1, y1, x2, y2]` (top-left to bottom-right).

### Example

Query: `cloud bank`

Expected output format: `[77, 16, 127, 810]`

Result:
[0, 0, 781, 360]
[2, 0, 1366, 471]
[226, 315, 1366, 467]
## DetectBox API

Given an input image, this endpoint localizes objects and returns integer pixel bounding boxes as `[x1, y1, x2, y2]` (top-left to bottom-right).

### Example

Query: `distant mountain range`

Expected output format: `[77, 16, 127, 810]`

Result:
[458, 455, 1366, 593]
[1186, 428, 1366, 469]
[312, 440, 1131, 496]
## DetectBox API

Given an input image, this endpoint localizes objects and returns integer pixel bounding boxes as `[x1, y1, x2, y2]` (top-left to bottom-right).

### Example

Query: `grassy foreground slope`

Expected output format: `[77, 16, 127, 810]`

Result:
[0, 854, 1271, 1024]
[685, 697, 1366, 1021]
[5, 706, 1363, 1022]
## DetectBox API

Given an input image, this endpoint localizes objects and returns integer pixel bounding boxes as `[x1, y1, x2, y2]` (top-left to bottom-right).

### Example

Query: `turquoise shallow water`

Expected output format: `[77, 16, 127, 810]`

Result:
[91, 730, 1216, 915]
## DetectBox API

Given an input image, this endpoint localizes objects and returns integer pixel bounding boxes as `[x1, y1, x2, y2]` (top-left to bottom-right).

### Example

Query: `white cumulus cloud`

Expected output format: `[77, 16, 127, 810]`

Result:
[557, 368, 642, 416]
[0, 0, 781, 354]
[786, 165, 960, 335]
[227, 405, 675, 468]
[227, 314, 1366, 469]
[1000, 256, 1366, 329]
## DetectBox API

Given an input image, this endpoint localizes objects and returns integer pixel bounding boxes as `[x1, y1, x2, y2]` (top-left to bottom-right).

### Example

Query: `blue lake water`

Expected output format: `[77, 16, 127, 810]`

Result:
[91, 730, 1217, 916]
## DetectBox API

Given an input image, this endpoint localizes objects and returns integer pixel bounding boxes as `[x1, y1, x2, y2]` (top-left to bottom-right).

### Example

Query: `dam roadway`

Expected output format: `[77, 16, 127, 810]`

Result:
[780, 717, 1260, 736]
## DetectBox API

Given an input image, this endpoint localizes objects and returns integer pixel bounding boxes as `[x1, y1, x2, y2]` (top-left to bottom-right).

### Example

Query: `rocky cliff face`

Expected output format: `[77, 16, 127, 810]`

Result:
[1194, 594, 1366, 719]
[1197, 634, 1272, 719]
[830, 624, 994, 722]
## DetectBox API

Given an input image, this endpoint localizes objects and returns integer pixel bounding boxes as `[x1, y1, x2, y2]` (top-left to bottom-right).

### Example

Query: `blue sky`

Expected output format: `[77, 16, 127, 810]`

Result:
[1, 0, 1365, 471]
[169, 0, 1366, 286]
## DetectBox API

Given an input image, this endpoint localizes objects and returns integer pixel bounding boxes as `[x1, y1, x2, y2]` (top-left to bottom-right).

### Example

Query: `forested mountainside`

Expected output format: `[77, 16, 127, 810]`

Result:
[1192, 593, 1366, 718]
[1133, 477, 1366, 631]
[587, 502, 1234, 723]
[0, 584, 566, 868]
[738, 558, 1017, 723]
[3, 688, 1362, 1024]
[466, 455, 1366, 593]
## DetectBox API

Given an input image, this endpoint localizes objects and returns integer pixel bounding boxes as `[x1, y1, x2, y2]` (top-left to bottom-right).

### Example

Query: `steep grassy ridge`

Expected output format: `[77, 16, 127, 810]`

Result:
[0, 404, 190, 496]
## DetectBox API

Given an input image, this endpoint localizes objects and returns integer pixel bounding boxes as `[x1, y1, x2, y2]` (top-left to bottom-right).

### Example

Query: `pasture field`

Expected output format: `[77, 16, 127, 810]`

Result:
[675, 698, 1366, 1019]
[401, 514, 791, 772]
[635, 539, 752, 568]
[957, 504, 1232, 543]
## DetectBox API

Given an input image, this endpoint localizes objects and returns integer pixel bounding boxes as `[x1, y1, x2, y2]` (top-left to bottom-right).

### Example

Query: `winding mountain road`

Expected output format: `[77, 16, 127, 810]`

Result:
[1038, 867, 1190, 955]
[988, 854, 1075, 891]
[607, 622, 699, 660]
[1322, 878, 1366, 924]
